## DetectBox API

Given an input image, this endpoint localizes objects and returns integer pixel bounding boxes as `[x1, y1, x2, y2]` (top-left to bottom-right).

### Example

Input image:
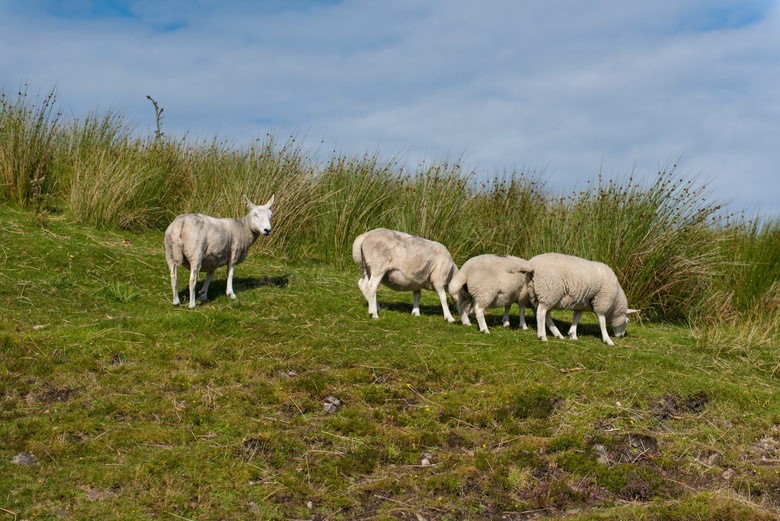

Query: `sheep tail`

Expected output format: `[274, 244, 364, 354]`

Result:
[351, 234, 365, 265]
[505, 259, 533, 274]
[448, 269, 466, 296]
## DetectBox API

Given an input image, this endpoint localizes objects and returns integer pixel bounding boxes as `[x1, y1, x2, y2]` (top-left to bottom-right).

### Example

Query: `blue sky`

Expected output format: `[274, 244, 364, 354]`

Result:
[2, 0, 779, 214]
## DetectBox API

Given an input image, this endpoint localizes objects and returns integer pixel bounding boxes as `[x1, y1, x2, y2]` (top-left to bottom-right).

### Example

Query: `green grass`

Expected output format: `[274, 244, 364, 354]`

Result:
[2, 203, 779, 520]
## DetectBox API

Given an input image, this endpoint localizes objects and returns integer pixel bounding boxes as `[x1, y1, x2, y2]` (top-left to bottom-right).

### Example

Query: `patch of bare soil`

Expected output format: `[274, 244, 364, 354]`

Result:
[651, 390, 709, 420]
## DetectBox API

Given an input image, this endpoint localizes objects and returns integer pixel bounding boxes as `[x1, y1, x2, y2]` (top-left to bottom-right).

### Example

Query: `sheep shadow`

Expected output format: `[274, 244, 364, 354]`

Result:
[376, 301, 449, 318]
[175, 273, 289, 305]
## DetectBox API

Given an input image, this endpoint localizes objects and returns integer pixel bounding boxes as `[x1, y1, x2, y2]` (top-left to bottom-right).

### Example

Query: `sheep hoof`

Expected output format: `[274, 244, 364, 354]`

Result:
[445, 317, 456, 323]
[538, 335, 548, 342]
[412, 310, 421, 317]
[569, 334, 578, 340]
[480, 328, 490, 334]
[188, 302, 197, 309]
[369, 313, 379, 319]
[502, 322, 510, 327]
[228, 293, 237, 299]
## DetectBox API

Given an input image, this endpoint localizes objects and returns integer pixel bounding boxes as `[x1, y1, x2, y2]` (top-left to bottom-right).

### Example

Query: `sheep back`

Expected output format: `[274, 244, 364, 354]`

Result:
[165, 214, 252, 271]
[450, 254, 530, 309]
[352, 228, 457, 291]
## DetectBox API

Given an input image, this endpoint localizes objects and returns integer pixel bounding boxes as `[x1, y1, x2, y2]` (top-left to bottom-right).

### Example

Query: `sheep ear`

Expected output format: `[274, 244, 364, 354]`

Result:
[243, 195, 256, 210]
[626, 309, 639, 314]
[264, 194, 275, 208]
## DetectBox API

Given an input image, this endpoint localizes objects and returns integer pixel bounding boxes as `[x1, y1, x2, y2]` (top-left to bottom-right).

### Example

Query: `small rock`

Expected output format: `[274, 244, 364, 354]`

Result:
[84, 487, 117, 502]
[722, 468, 735, 480]
[12, 452, 39, 466]
[323, 396, 342, 414]
[698, 451, 723, 467]
[307, 501, 314, 509]
[279, 370, 299, 380]
[724, 420, 733, 429]
[248, 501, 260, 511]
[592, 444, 609, 466]
[421, 452, 432, 466]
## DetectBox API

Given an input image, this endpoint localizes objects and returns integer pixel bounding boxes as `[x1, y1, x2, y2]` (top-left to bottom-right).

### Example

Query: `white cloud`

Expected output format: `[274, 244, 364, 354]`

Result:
[1, 0, 778, 213]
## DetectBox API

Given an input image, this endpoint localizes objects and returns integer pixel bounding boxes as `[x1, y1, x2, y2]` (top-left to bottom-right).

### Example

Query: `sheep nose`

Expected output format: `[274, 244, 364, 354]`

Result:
[262, 227, 272, 236]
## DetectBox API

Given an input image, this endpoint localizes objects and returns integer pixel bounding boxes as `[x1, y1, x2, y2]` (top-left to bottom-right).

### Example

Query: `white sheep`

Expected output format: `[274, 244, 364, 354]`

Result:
[448, 254, 531, 334]
[509, 252, 637, 345]
[164, 195, 274, 308]
[352, 228, 459, 322]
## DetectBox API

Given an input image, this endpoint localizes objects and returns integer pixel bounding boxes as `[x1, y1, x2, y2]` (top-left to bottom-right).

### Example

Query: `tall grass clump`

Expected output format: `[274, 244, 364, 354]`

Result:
[315, 151, 399, 267]
[69, 144, 173, 229]
[0, 85, 61, 206]
[384, 157, 476, 261]
[204, 134, 320, 259]
[695, 213, 780, 349]
[523, 167, 723, 321]
[461, 169, 549, 257]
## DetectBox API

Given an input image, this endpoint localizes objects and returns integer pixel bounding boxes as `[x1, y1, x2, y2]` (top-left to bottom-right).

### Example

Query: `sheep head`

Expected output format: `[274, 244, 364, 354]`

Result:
[243, 194, 275, 236]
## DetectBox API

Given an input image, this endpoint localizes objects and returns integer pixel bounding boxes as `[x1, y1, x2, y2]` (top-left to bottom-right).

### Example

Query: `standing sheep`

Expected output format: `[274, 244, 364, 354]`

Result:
[164, 195, 274, 308]
[510, 253, 637, 345]
[352, 228, 460, 322]
[448, 254, 531, 333]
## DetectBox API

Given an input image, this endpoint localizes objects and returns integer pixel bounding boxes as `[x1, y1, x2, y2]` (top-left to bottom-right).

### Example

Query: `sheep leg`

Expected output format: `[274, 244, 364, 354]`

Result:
[412, 291, 422, 316]
[546, 313, 565, 339]
[597, 314, 615, 346]
[170, 264, 180, 306]
[536, 304, 548, 341]
[476, 304, 489, 333]
[537, 305, 564, 341]
[188, 266, 200, 309]
[568, 310, 582, 340]
[502, 305, 511, 327]
[517, 304, 528, 330]
[225, 263, 236, 299]
[359, 271, 384, 319]
[436, 288, 456, 323]
[198, 271, 215, 302]
[456, 297, 472, 326]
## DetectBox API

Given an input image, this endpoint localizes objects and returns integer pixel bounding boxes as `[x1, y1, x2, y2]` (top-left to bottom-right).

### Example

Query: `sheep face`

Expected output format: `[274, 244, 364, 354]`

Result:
[244, 195, 274, 236]
[611, 308, 638, 337]
[611, 315, 629, 337]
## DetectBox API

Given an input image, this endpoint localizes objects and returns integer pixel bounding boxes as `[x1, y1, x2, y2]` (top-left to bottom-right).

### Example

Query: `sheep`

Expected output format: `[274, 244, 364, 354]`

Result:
[448, 254, 532, 333]
[352, 228, 459, 322]
[164, 195, 274, 308]
[509, 253, 637, 345]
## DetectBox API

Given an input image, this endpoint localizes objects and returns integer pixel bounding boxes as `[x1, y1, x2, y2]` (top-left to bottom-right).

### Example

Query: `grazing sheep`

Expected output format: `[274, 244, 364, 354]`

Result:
[448, 254, 531, 334]
[352, 228, 459, 322]
[164, 195, 274, 308]
[509, 253, 637, 345]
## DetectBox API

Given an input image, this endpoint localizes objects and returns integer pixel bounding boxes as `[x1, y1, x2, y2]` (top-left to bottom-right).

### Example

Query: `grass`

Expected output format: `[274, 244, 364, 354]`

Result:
[2, 203, 779, 520]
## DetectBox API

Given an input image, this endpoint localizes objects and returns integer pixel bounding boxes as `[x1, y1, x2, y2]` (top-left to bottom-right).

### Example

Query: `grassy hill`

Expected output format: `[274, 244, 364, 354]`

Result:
[2, 203, 779, 520]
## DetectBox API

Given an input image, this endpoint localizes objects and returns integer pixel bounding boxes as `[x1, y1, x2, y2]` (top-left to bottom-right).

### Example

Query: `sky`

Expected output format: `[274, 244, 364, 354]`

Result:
[2, 0, 779, 215]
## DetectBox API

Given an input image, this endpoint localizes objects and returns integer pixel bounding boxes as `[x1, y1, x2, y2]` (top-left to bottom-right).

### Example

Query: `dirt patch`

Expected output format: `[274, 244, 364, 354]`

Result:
[239, 435, 273, 462]
[24, 383, 77, 406]
[651, 391, 708, 420]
